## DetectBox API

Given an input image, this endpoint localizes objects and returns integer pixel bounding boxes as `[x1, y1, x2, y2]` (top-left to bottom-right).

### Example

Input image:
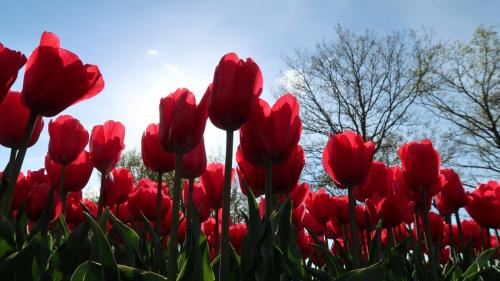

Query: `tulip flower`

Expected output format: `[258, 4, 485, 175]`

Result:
[12, 169, 50, 211]
[128, 178, 171, 222]
[141, 123, 175, 173]
[103, 167, 134, 207]
[209, 53, 263, 131]
[0, 91, 44, 149]
[48, 115, 89, 166]
[22, 31, 104, 117]
[65, 191, 98, 225]
[237, 145, 304, 197]
[26, 182, 62, 223]
[181, 138, 207, 179]
[0, 43, 26, 104]
[45, 151, 93, 192]
[305, 188, 332, 225]
[182, 181, 210, 222]
[159, 88, 209, 154]
[159, 87, 209, 279]
[90, 120, 125, 174]
[354, 161, 391, 202]
[323, 131, 374, 267]
[201, 163, 229, 211]
[90, 120, 125, 216]
[209, 52, 263, 280]
[239, 94, 302, 167]
[435, 169, 467, 217]
[289, 182, 310, 209]
[0, 91, 44, 214]
[229, 223, 247, 254]
[466, 180, 500, 229]
[201, 162, 232, 256]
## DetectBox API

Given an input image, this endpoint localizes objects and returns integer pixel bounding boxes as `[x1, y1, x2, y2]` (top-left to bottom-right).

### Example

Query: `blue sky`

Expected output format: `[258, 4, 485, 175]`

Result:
[1, 0, 499, 195]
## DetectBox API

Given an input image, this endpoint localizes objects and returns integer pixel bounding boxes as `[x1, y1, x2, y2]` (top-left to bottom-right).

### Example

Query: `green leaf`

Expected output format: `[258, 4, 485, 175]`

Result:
[336, 261, 387, 281]
[47, 222, 91, 281]
[118, 264, 168, 281]
[462, 247, 499, 280]
[240, 177, 266, 281]
[276, 197, 304, 281]
[108, 210, 144, 267]
[0, 213, 15, 261]
[305, 266, 331, 281]
[70, 261, 102, 281]
[140, 214, 167, 275]
[84, 211, 120, 281]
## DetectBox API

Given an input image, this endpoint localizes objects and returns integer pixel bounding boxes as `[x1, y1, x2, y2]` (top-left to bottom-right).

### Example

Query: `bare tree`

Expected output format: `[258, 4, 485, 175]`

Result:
[424, 26, 500, 181]
[280, 25, 441, 190]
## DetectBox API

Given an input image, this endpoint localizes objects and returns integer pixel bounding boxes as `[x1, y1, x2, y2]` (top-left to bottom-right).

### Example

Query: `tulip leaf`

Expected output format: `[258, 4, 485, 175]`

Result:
[70, 260, 102, 281]
[108, 210, 144, 267]
[177, 204, 215, 281]
[84, 211, 120, 281]
[240, 177, 266, 280]
[276, 197, 305, 280]
[336, 261, 387, 281]
[0, 213, 15, 261]
[14, 204, 28, 249]
[140, 213, 167, 275]
[47, 222, 91, 281]
[118, 264, 168, 281]
[462, 247, 499, 280]
[305, 265, 331, 281]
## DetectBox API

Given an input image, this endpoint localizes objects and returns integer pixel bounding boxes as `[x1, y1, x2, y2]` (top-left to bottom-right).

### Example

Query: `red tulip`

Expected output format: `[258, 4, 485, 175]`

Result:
[444, 220, 481, 251]
[141, 123, 175, 173]
[292, 204, 306, 230]
[128, 178, 171, 221]
[305, 188, 332, 225]
[239, 94, 301, 166]
[26, 182, 61, 222]
[367, 174, 414, 228]
[297, 229, 314, 258]
[200, 163, 233, 210]
[0, 43, 26, 104]
[209, 53, 263, 131]
[398, 139, 441, 192]
[237, 145, 304, 196]
[22, 32, 104, 117]
[229, 223, 247, 254]
[12, 169, 50, 211]
[113, 201, 133, 223]
[182, 181, 211, 222]
[301, 209, 326, 236]
[104, 168, 134, 207]
[322, 131, 375, 188]
[0, 91, 44, 149]
[435, 169, 467, 215]
[354, 161, 391, 202]
[90, 120, 125, 173]
[65, 191, 98, 225]
[48, 115, 89, 165]
[159, 88, 209, 153]
[181, 138, 207, 179]
[465, 180, 500, 228]
[331, 196, 349, 225]
[289, 182, 309, 209]
[417, 211, 445, 242]
[45, 151, 93, 192]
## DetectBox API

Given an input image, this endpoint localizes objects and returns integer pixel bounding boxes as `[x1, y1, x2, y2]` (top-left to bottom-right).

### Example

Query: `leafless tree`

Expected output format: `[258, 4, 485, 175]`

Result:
[280, 25, 441, 190]
[424, 26, 500, 181]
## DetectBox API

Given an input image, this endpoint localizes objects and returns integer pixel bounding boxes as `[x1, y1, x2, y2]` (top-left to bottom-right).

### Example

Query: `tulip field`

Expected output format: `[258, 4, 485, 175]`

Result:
[1, 31, 500, 281]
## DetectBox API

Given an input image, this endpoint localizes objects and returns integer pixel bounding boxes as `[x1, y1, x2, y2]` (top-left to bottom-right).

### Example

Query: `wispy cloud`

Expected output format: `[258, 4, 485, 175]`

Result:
[146, 48, 161, 57]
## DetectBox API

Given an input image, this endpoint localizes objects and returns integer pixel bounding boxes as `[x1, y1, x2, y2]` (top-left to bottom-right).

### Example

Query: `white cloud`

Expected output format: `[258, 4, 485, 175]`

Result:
[277, 69, 301, 90]
[146, 49, 161, 57]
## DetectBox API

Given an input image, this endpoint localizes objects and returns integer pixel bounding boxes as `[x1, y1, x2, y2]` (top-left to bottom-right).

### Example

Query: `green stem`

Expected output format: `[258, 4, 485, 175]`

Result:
[155, 172, 163, 235]
[219, 130, 234, 281]
[58, 165, 67, 217]
[421, 191, 438, 281]
[167, 153, 183, 281]
[186, 177, 194, 243]
[97, 172, 107, 216]
[348, 186, 360, 267]
[414, 210, 428, 281]
[455, 211, 465, 251]
[265, 163, 273, 220]
[1, 111, 38, 214]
